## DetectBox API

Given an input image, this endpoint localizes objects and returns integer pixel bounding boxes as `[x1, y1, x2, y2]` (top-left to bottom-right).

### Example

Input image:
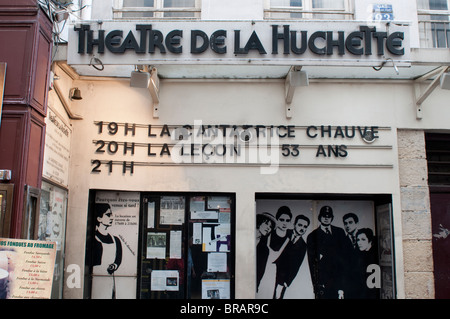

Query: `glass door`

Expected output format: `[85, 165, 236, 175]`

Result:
[138, 193, 235, 299]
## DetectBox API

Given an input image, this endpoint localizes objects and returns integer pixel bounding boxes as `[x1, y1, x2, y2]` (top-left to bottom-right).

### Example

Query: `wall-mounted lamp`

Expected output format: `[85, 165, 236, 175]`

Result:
[130, 66, 160, 118]
[130, 66, 150, 88]
[52, 9, 69, 23]
[440, 72, 450, 90]
[289, 69, 309, 87]
[69, 87, 82, 100]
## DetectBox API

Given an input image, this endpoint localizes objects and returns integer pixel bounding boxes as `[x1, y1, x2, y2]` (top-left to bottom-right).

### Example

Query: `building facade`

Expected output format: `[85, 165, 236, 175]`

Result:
[1, 0, 450, 299]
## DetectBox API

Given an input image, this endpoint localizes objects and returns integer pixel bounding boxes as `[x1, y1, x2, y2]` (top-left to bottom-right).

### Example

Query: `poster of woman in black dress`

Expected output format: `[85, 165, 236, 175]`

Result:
[93, 203, 123, 275]
[91, 191, 140, 299]
[255, 200, 380, 299]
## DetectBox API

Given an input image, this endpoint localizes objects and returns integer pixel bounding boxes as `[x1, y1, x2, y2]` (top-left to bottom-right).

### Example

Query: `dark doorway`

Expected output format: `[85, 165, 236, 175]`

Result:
[426, 133, 450, 298]
[429, 190, 450, 298]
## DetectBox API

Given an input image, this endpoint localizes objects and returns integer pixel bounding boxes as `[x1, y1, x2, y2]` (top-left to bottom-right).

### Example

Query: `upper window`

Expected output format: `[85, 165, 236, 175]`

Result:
[266, 0, 352, 20]
[417, 0, 450, 48]
[114, 0, 201, 19]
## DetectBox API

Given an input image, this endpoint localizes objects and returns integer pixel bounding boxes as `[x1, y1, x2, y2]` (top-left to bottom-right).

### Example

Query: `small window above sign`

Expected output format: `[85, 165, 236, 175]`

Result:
[373, 4, 394, 21]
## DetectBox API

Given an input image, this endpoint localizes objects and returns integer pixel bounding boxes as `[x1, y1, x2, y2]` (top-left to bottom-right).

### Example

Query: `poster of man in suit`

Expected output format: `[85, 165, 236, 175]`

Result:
[255, 199, 380, 299]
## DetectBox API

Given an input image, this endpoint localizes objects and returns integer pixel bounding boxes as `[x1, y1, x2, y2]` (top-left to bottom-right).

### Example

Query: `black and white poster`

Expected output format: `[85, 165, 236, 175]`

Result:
[91, 191, 140, 299]
[256, 200, 380, 299]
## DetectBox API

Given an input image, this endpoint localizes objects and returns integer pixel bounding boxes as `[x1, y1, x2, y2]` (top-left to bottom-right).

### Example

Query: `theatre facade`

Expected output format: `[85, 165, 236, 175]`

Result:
[12, 1, 448, 299]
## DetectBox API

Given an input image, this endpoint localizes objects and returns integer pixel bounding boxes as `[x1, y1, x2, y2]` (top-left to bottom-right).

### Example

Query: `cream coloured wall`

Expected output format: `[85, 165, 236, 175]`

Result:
[52, 0, 450, 301]
[59, 76, 450, 298]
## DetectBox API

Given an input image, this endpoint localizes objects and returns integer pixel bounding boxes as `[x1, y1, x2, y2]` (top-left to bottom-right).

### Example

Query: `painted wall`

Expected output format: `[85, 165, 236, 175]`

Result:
[59, 73, 450, 298]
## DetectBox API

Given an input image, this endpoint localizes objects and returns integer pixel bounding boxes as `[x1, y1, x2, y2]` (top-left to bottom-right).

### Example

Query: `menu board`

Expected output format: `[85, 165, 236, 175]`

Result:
[0, 238, 56, 299]
[43, 107, 71, 187]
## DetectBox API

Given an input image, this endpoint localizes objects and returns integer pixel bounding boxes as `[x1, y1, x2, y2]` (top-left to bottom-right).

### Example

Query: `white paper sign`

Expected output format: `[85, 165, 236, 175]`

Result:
[151, 270, 179, 291]
[207, 253, 227, 272]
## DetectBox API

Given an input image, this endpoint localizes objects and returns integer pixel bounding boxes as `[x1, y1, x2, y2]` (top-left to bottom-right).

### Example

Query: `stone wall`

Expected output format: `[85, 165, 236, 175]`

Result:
[397, 129, 435, 299]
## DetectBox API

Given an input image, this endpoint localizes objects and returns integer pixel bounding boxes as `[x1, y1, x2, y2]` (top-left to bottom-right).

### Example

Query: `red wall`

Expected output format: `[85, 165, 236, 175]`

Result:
[0, 1, 52, 238]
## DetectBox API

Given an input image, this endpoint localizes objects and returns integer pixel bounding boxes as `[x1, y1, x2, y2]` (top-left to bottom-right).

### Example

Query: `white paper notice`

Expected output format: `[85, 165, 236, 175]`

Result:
[193, 223, 202, 245]
[160, 196, 185, 225]
[147, 201, 155, 228]
[170, 230, 182, 259]
[207, 253, 227, 272]
[151, 270, 179, 291]
[146, 232, 166, 259]
[207, 197, 230, 211]
[202, 279, 230, 299]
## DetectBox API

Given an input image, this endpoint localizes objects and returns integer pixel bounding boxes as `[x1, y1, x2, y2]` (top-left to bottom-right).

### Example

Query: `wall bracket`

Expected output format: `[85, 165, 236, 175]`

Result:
[285, 66, 308, 118]
[148, 66, 160, 118]
[414, 66, 449, 120]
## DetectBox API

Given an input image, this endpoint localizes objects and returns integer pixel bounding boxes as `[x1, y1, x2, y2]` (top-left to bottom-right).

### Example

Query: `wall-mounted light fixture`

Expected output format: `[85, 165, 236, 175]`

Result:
[69, 87, 82, 100]
[130, 65, 160, 118]
[52, 9, 69, 22]
[440, 72, 450, 90]
[130, 66, 150, 88]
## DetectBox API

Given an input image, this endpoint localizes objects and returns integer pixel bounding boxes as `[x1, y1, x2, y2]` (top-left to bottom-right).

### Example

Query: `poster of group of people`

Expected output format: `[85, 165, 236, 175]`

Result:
[256, 200, 381, 299]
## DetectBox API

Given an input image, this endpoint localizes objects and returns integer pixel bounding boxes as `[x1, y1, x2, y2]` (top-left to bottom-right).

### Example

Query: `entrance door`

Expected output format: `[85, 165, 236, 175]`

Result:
[426, 133, 450, 298]
[430, 190, 450, 299]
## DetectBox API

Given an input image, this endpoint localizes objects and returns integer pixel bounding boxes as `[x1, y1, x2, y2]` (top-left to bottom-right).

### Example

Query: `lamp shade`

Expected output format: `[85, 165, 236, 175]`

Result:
[289, 70, 309, 87]
[440, 72, 450, 90]
[130, 71, 150, 88]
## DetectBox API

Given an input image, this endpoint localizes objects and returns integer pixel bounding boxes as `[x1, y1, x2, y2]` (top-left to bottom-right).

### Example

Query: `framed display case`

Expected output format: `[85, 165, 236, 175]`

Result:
[38, 181, 68, 299]
[85, 190, 235, 299]
[0, 184, 14, 238]
[22, 185, 41, 239]
[138, 193, 235, 300]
